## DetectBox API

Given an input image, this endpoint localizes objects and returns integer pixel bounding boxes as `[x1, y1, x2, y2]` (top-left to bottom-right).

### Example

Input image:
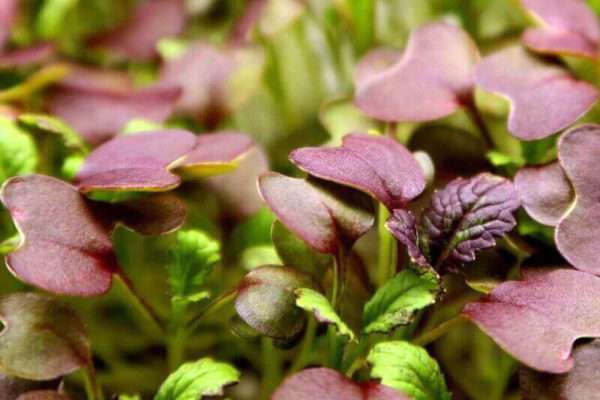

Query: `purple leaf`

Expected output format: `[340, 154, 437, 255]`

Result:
[258, 172, 374, 254]
[48, 82, 181, 146]
[463, 267, 600, 373]
[521, 0, 600, 58]
[555, 124, 600, 274]
[272, 368, 410, 400]
[0, 43, 54, 69]
[0, 0, 18, 50]
[235, 265, 317, 339]
[58, 64, 134, 92]
[514, 162, 574, 226]
[1, 175, 118, 296]
[520, 339, 600, 399]
[475, 46, 598, 140]
[90, 0, 186, 61]
[419, 173, 520, 271]
[354, 21, 479, 122]
[74, 130, 197, 192]
[354, 48, 401, 88]
[0, 293, 91, 380]
[385, 209, 429, 268]
[290, 133, 425, 210]
[17, 391, 70, 400]
[0, 373, 60, 400]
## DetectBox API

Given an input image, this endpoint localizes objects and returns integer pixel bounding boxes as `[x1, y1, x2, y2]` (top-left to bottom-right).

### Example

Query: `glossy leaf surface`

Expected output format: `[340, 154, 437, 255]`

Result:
[295, 288, 356, 341]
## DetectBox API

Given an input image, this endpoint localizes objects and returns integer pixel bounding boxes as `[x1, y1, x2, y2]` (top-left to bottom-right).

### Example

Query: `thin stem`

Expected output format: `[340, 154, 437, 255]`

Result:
[288, 316, 317, 374]
[187, 290, 236, 332]
[327, 326, 345, 370]
[115, 273, 165, 335]
[167, 300, 187, 371]
[377, 204, 397, 286]
[412, 315, 465, 347]
[465, 99, 494, 149]
[83, 365, 103, 400]
[259, 338, 281, 400]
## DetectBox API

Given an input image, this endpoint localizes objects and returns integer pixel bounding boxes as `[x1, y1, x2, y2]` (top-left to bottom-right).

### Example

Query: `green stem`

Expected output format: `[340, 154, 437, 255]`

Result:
[187, 290, 236, 331]
[115, 273, 165, 335]
[327, 326, 345, 370]
[412, 315, 465, 346]
[288, 316, 317, 374]
[167, 300, 187, 371]
[259, 338, 281, 400]
[465, 99, 494, 149]
[83, 365, 103, 400]
[377, 204, 397, 286]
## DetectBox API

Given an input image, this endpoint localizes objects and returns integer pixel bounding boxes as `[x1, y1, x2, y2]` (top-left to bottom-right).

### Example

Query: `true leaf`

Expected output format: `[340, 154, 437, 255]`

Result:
[354, 22, 479, 122]
[235, 265, 317, 339]
[368, 341, 452, 400]
[154, 358, 240, 400]
[295, 288, 356, 341]
[475, 46, 598, 140]
[272, 368, 409, 400]
[385, 210, 429, 268]
[0, 293, 91, 380]
[290, 133, 425, 210]
[463, 267, 600, 373]
[362, 268, 439, 334]
[0, 118, 38, 184]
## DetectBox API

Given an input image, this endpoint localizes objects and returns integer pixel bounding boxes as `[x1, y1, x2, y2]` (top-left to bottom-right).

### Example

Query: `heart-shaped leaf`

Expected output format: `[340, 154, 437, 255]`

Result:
[1, 174, 117, 296]
[155, 358, 239, 400]
[0, 293, 90, 380]
[520, 339, 600, 399]
[295, 288, 356, 341]
[90, 0, 186, 61]
[514, 162, 574, 226]
[258, 172, 374, 254]
[554, 125, 600, 274]
[17, 391, 70, 400]
[234, 265, 317, 339]
[272, 368, 409, 400]
[74, 130, 197, 192]
[368, 341, 451, 400]
[521, 0, 600, 58]
[0, 373, 60, 399]
[355, 21, 479, 122]
[463, 267, 600, 373]
[290, 133, 425, 210]
[49, 83, 181, 146]
[475, 46, 598, 140]
[178, 132, 255, 177]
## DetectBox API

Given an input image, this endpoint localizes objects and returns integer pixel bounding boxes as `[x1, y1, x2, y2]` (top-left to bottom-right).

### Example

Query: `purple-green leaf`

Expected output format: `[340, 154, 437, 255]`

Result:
[258, 172, 374, 254]
[521, 0, 599, 58]
[290, 133, 425, 210]
[0, 293, 91, 380]
[463, 267, 600, 373]
[272, 368, 409, 400]
[475, 46, 598, 140]
[235, 265, 317, 339]
[385, 210, 429, 268]
[354, 21, 479, 122]
[514, 162, 574, 226]
[90, 0, 186, 61]
[17, 391, 70, 400]
[74, 130, 197, 192]
[520, 339, 600, 399]
[0, 373, 60, 400]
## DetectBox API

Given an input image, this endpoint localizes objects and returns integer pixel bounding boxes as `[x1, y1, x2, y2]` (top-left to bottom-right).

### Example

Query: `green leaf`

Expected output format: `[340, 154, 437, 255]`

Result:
[168, 230, 221, 303]
[0, 118, 38, 184]
[121, 118, 164, 135]
[240, 245, 281, 271]
[368, 341, 451, 400]
[36, 0, 79, 39]
[154, 358, 240, 400]
[18, 113, 87, 152]
[363, 269, 439, 334]
[295, 288, 356, 341]
[118, 395, 141, 400]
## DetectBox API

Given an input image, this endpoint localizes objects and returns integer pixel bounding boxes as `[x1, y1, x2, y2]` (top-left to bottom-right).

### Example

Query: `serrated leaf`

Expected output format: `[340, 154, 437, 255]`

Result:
[295, 288, 356, 341]
[363, 269, 439, 334]
[368, 341, 451, 400]
[385, 210, 429, 268]
[168, 230, 220, 302]
[0, 118, 38, 184]
[154, 358, 239, 400]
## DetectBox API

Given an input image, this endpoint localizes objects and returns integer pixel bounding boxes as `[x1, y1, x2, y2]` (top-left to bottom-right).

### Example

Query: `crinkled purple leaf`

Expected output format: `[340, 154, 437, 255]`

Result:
[521, 0, 600, 58]
[48, 83, 181, 146]
[0, 0, 18, 50]
[290, 133, 425, 210]
[0, 292, 91, 380]
[0, 43, 54, 69]
[520, 339, 600, 400]
[0, 373, 60, 399]
[74, 130, 197, 192]
[1, 175, 117, 296]
[355, 22, 479, 122]
[178, 131, 255, 177]
[419, 173, 520, 271]
[90, 0, 186, 61]
[463, 267, 600, 373]
[258, 172, 374, 254]
[385, 209, 429, 268]
[235, 265, 317, 339]
[17, 391, 70, 400]
[205, 147, 268, 218]
[475, 46, 598, 140]
[514, 162, 574, 226]
[555, 124, 600, 275]
[272, 368, 410, 400]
